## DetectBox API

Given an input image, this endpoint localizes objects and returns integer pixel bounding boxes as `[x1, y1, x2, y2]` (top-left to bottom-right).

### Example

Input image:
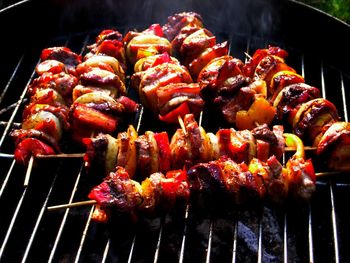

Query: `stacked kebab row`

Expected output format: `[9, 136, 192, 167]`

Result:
[124, 23, 205, 123]
[10, 30, 138, 165]
[69, 29, 138, 143]
[85, 113, 315, 222]
[8, 12, 348, 223]
[159, 12, 349, 171]
[84, 12, 348, 222]
[84, 114, 285, 178]
[10, 47, 81, 164]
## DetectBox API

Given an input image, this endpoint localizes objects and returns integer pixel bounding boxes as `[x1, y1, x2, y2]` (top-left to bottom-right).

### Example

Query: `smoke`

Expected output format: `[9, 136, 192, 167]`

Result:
[54, 0, 281, 39]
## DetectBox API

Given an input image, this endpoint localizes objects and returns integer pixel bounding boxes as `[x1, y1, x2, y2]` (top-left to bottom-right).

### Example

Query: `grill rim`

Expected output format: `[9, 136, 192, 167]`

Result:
[0, 0, 350, 262]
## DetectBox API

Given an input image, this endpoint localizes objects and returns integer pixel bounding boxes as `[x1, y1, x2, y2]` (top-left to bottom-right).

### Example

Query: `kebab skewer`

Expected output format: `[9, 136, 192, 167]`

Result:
[83, 113, 285, 178]
[10, 47, 82, 165]
[242, 46, 349, 171]
[161, 12, 349, 171]
[69, 29, 138, 143]
[124, 24, 205, 123]
[61, 132, 315, 223]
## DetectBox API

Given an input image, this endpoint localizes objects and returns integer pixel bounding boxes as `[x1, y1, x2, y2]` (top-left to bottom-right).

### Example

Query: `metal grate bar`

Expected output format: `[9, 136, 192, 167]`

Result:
[283, 212, 288, 262]
[320, 60, 341, 263]
[178, 204, 190, 263]
[205, 220, 213, 263]
[0, 58, 39, 149]
[153, 217, 164, 263]
[300, 53, 315, 263]
[74, 205, 95, 263]
[127, 235, 137, 263]
[0, 51, 40, 259]
[0, 56, 24, 105]
[21, 162, 64, 262]
[320, 62, 327, 98]
[330, 181, 340, 263]
[47, 165, 85, 263]
[308, 205, 314, 263]
[0, 159, 15, 199]
[0, 188, 28, 259]
[257, 212, 263, 263]
[231, 219, 238, 263]
[43, 35, 92, 262]
[0, 99, 28, 116]
[340, 73, 348, 122]
[101, 239, 111, 263]
[0, 121, 21, 127]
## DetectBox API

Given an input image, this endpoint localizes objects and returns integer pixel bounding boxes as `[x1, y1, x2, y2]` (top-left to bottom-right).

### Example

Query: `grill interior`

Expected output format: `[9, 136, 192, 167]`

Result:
[1, 0, 350, 262]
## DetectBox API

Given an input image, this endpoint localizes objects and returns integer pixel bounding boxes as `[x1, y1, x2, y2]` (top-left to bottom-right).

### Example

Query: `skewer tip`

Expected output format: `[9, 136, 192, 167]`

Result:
[177, 115, 187, 136]
[24, 155, 35, 187]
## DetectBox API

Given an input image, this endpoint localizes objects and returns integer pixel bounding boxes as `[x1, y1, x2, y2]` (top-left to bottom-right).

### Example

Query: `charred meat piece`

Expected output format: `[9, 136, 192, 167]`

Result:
[162, 12, 203, 41]
[243, 46, 289, 78]
[132, 62, 192, 113]
[273, 83, 320, 125]
[170, 114, 212, 168]
[254, 55, 295, 97]
[198, 55, 246, 101]
[157, 82, 204, 123]
[85, 29, 126, 69]
[317, 122, 350, 171]
[40, 47, 82, 75]
[88, 167, 142, 220]
[293, 98, 339, 146]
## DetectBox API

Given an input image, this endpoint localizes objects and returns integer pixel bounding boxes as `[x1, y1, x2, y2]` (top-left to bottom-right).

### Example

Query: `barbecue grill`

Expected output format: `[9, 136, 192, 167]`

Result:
[1, 0, 350, 262]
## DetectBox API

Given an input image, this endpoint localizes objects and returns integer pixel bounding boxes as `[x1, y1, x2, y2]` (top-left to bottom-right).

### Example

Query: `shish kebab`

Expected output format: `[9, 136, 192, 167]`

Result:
[121, 11, 349, 171]
[9, 13, 346, 173]
[48, 114, 315, 223]
[161, 12, 350, 171]
[10, 29, 139, 166]
[52, 129, 315, 223]
[83, 113, 285, 178]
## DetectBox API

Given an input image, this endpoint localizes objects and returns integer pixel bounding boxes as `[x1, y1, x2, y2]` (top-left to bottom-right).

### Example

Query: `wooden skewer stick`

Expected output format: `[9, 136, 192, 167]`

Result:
[0, 146, 318, 161]
[36, 153, 85, 158]
[47, 200, 96, 211]
[178, 115, 188, 136]
[285, 146, 317, 151]
[315, 171, 342, 178]
[46, 171, 343, 211]
[24, 155, 35, 187]
[244, 52, 252, 60]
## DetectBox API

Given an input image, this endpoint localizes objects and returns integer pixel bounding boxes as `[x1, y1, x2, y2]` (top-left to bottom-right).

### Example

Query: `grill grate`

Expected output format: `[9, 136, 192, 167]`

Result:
[0, 22, 350, 263]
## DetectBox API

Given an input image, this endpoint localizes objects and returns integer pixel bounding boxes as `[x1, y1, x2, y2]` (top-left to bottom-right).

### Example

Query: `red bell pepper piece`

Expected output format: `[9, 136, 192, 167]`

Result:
[72, 104, 118, 133]
[14, 138, 55, 165]
[159, 102, 190, 123]
[143, 24, 164, 37]
[151, 52, 171, 67]
[154, 132, 171, 173]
